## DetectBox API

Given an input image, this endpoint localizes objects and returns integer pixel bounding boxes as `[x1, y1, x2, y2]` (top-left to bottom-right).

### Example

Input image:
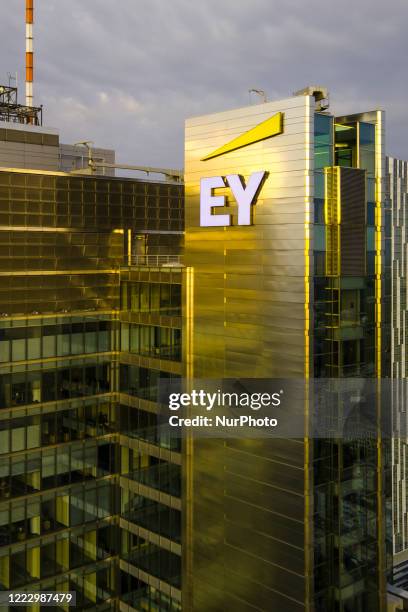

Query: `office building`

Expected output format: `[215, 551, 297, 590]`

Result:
[184, 88, 391, 611]
[0, 91, 184, 609]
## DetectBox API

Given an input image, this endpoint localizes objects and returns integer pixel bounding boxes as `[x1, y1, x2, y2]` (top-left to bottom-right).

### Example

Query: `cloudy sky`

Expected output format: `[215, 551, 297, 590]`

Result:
[1, 0, 407, 167]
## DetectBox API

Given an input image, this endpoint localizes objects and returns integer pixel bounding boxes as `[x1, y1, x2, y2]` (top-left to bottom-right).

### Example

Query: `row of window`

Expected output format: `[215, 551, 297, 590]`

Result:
[119, 404, 181, 452]
[0, 325, 112, 363]
[0, 548, 115, 600]
[0, 362, 110, 408]
[121, 492, 181, 543]
[121, 323, 181, 362]
[121, 282, 181, 315]
[119, 573, 181, 611]
[0, 440, 116, 500]
[122, 536, 181, 588]
[0, 488, 114, 545]
[0, 172, 183, 196]
[0, 190, 182, 207]
[124, 458, 181, 499]
[119, 365, 180, 403]
[0, 402, 114, 454]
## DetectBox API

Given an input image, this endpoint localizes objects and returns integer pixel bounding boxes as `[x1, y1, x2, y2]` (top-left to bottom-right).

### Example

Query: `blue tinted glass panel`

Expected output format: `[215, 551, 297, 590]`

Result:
[314, 114, 332, 145]
[314, 199, 325, 224]
[314, 251, 325, 276]
[367, 202, 375, 226]
[314, 225, 326, 251]
[359, 122, 375, 146]
[315, 172, 325, 199]
[367, 252, 375, 275]
[367, 178, 375, 202]
[367, 227, 375, 252]
[315, 149, 332, 170]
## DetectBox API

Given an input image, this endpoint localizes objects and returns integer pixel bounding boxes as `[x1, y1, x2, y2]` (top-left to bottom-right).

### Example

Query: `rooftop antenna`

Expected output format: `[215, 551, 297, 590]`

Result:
[26, 0, 34, 107]
[249, 88, 267, 104]
[7, 72, 17, 89]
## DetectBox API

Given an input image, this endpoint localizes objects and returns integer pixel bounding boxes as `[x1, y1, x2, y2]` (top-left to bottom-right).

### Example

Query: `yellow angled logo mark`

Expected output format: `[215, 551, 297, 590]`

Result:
[202, 111, 284, 161]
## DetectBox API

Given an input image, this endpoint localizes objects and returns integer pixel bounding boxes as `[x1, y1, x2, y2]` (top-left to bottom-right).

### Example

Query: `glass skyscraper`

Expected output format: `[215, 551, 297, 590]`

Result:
[184, 89, 391, 612]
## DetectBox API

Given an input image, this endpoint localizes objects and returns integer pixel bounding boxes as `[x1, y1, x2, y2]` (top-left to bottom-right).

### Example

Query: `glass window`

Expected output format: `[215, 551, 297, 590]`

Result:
[42, 449, 56, 489]
[27, 415, 40, 449]
[314, 114, 333, 170]
[171, 285, 182, 315]
[0, 334, 9, 362]
[71, 331, 84, 355]
[130, 325, 139, 353]
[140, 326, 151, 355]
[150, 284, 160, 312]
[84, 487, 97, 522]
[57, 333, 70, 357]
[315, 172, 325, 199]
[359, 122, 375, 146]
[336, 148, 353, 167]
[11, 338, 25, 362]
[70, 488, 84, 526]
[315, 114, 332, 147]
[140, 283, 150, 312]
[160, 285, 171, 313]
[367, 178, 375, 203]
[173, 329, 181, 361]
[11, 373, 27, 405]
[121, 323, 129, 352]
[367, 252, 375, 275]
[314, 199, 325, 224]
[97, 483, 111, 518]
[130, 283, 140, 311]
[42, 371, 56, 403]
[367, 227, 375, 252]
[367, 202, 375, 226]
[85, 330, 97, 353]
[27, 335, 41, 360]
[314, 225, 326, 252]
[315, 149, 331, 170]
[121, 282, 129, 310]
[314, 251, 326, 277]
[98, 329, 109, 352]
[120, 364, 129, 394]
[42, 333, 55, 358]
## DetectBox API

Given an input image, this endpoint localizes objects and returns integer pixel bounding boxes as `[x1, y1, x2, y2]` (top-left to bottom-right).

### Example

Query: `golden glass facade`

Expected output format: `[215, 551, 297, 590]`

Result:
[0, 167, 184, 609]
[184, 95, 390, 612]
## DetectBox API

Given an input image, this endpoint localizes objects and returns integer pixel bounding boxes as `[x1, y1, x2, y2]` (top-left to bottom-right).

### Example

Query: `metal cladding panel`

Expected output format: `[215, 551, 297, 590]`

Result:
[339, 167, 366, 276]
[184, 97, 314, 610]
[185, 95, 313, 379]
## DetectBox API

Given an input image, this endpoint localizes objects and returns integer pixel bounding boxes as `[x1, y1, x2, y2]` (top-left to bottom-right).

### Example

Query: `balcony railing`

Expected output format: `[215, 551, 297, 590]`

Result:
[127, 255, 184, 268]
[122, 502, 181, 542]
[125, 463, 181, 498]
[124, 543, 181, 588]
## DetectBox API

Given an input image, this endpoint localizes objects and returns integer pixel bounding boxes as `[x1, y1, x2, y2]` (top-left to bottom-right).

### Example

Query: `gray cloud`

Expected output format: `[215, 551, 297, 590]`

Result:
[0, 0, 407, 166]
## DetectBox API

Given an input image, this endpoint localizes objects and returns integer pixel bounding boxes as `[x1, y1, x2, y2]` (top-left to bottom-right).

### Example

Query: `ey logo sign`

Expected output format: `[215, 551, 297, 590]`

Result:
[199, 111, 283, 227]
[200, 172, 267, 227]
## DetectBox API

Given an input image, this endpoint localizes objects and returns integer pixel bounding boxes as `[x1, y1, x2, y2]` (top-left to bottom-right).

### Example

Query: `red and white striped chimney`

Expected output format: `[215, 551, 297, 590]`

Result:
[25, 0, 34, 107]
